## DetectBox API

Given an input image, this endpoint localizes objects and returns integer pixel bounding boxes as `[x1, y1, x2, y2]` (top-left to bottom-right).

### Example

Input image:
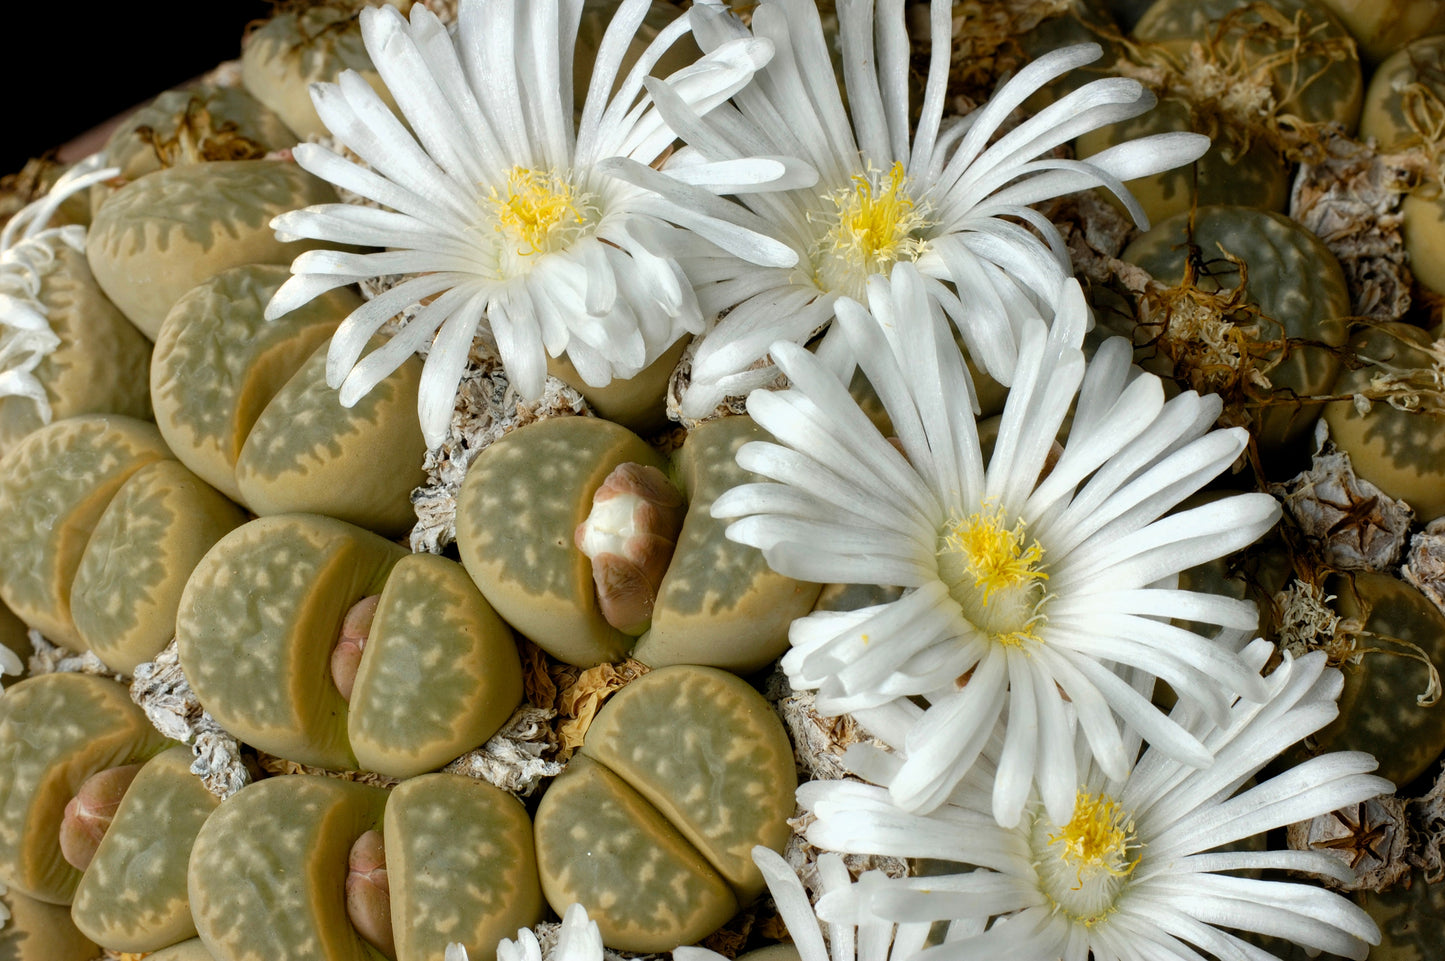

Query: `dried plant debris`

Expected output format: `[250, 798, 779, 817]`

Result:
[129, 641, 250, 799]
[136, 100, 269, 169]
[1342, 326, 1445, 417]
[444, 705, 564, 799]
[1272, 578, 1350, 663]
[1412, 765, 1445, 883]
[780, 814, 909, 903]
[1404, 518, 1445, 619]
[25, 630, 124, 681]
[1291, 134, 1420, 323]
[1288, 795, 1411, 892]
[1292, 766, 1445, 893]
[1269, 426, 1413, 572]
[774, 689, 892, 783]
[410, 352, 589, 554]
[1113, 3, 1354, 163]
[940, 0, 1073, 110]
[255, 752, 401, 788]
[553, 658, 652, 761]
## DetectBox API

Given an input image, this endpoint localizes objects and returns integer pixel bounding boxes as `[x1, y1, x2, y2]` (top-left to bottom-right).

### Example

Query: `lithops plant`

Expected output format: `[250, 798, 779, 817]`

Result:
[1323, 324, 1445, 523]
[69, 745, 220, 952]
[384, 773, 544, 961]
[0, 673, 170, 904]
[1359, 35, 1445, 295]
[241, 1, 412, 140]
[1307, 572, 1445, 788]
[1121, 205, 1351, 455]
[535, 665, 796, 952]
[0, 885, 99, 961]
[346, 553, 523, 779]
[177, 514, 408, 771]
[1078, 0, 1362, 222]
[0, 176, 153, 456]
[150, 262, 354, 504]
[457, 416, 671, 666]
[93, 83, 296, 206]
[1319, 0, 1445, 62]
[234, 334, 428, 537]
[0, 414, 173, 649]
[69, 458, 248, 674]
[85, 159, 344, 338]
[148, 939, 223, 961]
[632, 416, 823, 673]
[189, 774, 390, 961]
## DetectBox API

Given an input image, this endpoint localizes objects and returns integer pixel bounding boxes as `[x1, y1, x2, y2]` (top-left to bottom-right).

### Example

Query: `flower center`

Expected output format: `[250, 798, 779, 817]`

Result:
[487, 166, 596, 258]
[1031, 791, 1142, 927]
[936, 504, 1048, 647]
[808, 162, 931, 300]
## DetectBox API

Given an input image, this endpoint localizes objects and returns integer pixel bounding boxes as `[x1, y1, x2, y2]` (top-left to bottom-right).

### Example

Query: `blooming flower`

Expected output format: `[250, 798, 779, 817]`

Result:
[676, 846, 979, 961]
[712, 263, 1281, 825]
[800, 640, 1389, 961]
[0, 157, 119, 422]
[656, 0, 1209, 418]
[446, 903, 604, 961]
[266, 0, 798, 446]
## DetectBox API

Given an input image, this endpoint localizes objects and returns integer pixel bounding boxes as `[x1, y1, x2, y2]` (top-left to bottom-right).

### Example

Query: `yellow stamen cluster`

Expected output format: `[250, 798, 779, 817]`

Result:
[1050, 791, 1141, 882]
[943, 507, 1048, 602]
[937, 504, 1049, 648]
[489, 166, 591, 256]
[811, 162, 930, 295]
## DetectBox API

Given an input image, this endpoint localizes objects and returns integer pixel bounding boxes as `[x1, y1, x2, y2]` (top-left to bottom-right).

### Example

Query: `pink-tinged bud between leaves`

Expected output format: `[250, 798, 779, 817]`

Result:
[575, 462, 687, 635]
[346, 828, 395, 959]
[59, 763, 143, 871]
[332, 594, 380, 701]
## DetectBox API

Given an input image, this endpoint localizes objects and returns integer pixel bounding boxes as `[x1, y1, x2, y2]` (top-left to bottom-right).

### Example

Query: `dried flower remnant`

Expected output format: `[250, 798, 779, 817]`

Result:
[575, 464, 686, 635]
[1269, 428, 1414, 572]
[552, 658, 652, 760]
[444, 705, 564, 799]
[409, 350, 588, 556]
[1403, 516, 1445, 618]
[1118, 1, 1360, 163]
[1288, 796, 1410, 892]
[128, 641, 250, 800]
[1290, 134, 1419, 323]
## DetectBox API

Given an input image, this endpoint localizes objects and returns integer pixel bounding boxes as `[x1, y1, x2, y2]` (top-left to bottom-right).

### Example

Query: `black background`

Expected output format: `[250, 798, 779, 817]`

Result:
[4, 2, 272, 175]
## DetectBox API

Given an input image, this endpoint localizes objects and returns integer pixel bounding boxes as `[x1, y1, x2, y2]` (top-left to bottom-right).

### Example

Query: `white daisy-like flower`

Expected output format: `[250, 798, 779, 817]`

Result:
[801, 640, 1389, 961]
[0, 157, 119, 420]
[446, 902, 604, 961]
[650, 0, 1209, 418]
[267, 0, 800, 446]
[677, 846, 981, 961]
[711, 263, 1281, 826]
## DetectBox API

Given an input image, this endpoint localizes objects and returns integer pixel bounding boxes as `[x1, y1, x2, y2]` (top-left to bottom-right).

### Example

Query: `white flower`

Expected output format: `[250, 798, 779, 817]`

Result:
[652, 0, 1208, 418]
[800, 640, 1389, 961]
[267, 0, 798, 446]
[676, 846, 980, 961]
[447, 903, 604, 961]
[0, 157, 119, 421]
[712, 263, 1281, 826]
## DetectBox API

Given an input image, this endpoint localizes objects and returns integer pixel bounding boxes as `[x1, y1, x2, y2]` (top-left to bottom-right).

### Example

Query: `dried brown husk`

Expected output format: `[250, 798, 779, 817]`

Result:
[133, 100, 269, 170]
[1111, 3, 1356, 165]
[1290, 134, 1421, 323]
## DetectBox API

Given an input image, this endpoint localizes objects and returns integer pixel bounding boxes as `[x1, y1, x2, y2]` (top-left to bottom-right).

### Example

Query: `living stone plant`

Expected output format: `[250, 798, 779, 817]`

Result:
[4, 0, 1445, 960]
